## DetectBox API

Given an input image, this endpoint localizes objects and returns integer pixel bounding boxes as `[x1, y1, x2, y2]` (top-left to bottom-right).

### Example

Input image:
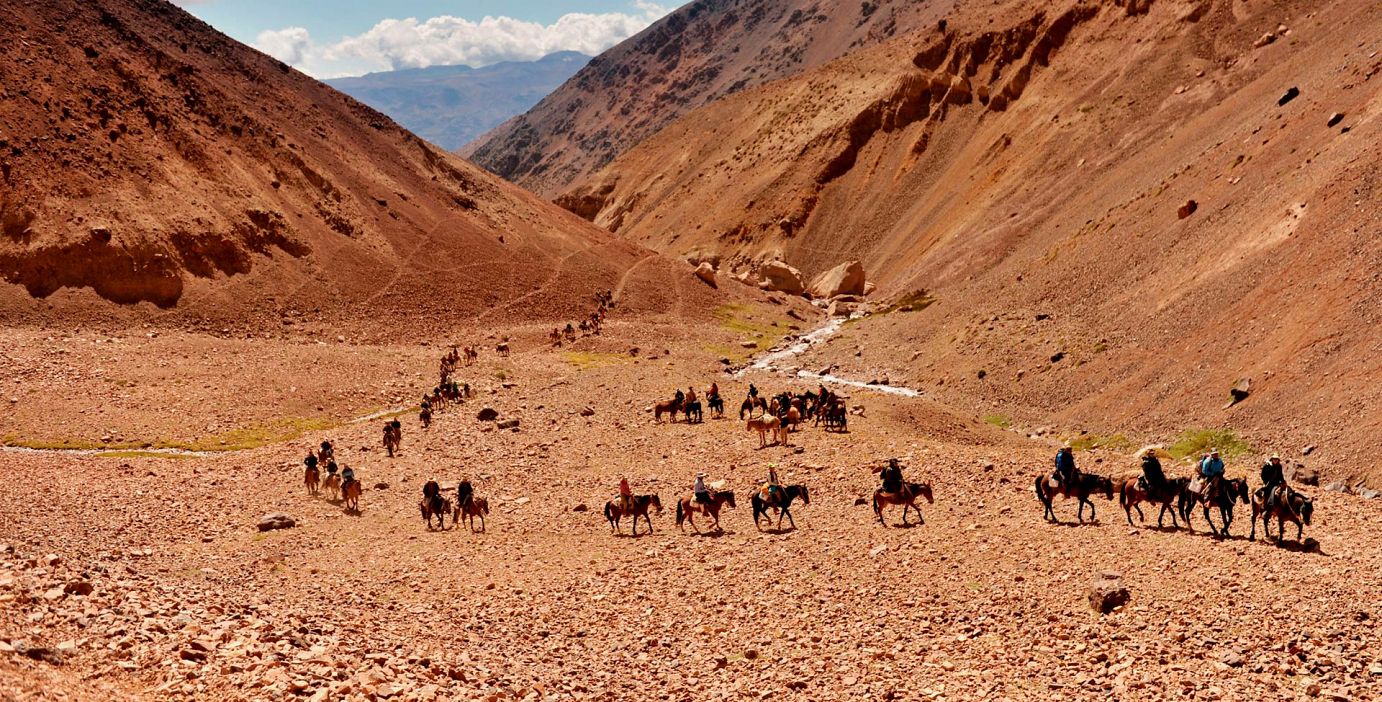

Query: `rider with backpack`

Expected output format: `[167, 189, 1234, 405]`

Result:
[880, 458, 904, 494]
[1053, 445, 1077, 485]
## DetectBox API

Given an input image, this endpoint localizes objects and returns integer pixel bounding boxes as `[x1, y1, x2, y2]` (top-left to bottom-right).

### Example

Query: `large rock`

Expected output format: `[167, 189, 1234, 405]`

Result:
[476, 407, 499, 421]
[1291, 464, 1319, 486]
[257, 513, 296, 532]
[1088, 571, 1130, 614]
[758, 260, 805, 295]
[808, 260, 866, 298]
[693, 262, 717, 288]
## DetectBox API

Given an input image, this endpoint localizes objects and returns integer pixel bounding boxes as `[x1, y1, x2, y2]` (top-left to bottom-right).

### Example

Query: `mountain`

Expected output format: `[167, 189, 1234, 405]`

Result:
[462, 0, 947, 197]
[0, 0, 707, 333]
[326, 52, 590, 152]
[557, 0, 1381, 473]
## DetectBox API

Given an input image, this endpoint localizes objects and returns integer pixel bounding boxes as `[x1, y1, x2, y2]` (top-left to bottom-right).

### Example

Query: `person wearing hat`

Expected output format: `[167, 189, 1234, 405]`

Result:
[1053, 444, 1077, 486]
[1199, 448, 1225, 495]
[1258, 454, 1286, 509]
[693, 472, 712, 505]
[618, 476, 634, 514]
[1139, 448, 1168, 499]
[761, 464, 782, 504]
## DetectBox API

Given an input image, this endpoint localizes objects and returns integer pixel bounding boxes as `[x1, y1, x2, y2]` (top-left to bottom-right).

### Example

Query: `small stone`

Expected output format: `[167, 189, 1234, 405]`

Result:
[497, 418, 520, 430]
[743, 649, 759, 661]
[1302, 444, 1316, 456]
[1326, 113, 1344, 128]
[868, 544, 888, 558]
[1177, 200, 1198, 219]
[572, 504, 589, 512]
[1088, 572, 1130, 614]
[63, 580, 93, 596]
[476, 407, 499, 421]
[580, 406, 595, 417]
[1278, 87, 1300, 106]
[1253, 32, 1276, 48]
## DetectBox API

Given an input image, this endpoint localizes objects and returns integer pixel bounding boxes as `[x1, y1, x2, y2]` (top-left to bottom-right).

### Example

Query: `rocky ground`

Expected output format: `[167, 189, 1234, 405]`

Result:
[3, 317, 1380, 702]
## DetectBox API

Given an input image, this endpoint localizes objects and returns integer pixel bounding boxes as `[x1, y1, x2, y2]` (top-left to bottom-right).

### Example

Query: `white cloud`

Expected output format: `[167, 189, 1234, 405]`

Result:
[255, 3, 672, 78]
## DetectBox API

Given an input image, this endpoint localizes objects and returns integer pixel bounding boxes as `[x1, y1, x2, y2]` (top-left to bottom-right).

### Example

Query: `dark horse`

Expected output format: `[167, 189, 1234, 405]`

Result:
[707, 395, 725, 418]
[751, 485, 811, 530]
[676, 491, 736, 534]
[1035, 472, 1114, 523]
[1179, 477, 1250, 536]
[1249, 486, 1314, 544]
[684, 400, 704, 424]
[604, 494, 663, 536]
[739, 396, 767, 419]
[1119, 476, 1189, 528]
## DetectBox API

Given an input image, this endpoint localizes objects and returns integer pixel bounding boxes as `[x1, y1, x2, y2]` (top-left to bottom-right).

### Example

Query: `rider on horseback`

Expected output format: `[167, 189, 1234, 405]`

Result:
[422, 479, 442, 513]
[1138, 448, 1168, 499]
[694, 472, 712, 504]
[457, 478, 474, 510]
[1257, 453, 1286, 509]
[340, 464, 356, 492]
[748, 384, 759, 399]
[708, 382, 719, 399]
[619, 477, 633, 514]
[304, 450, 318, 472]
[1053, 445, 1077, 486]
[761, 464, 782, 503]
[319, 440, 334, 463]
[1199, 448, 1225, 494]
[325, 459, 338, 477]
[686, 386, 697, 405]
[880, 458, 904, 494]
[674, 388, 685, 407]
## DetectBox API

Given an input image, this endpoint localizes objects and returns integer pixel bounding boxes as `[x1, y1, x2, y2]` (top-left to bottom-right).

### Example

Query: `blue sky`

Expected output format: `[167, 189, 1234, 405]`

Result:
[178, 1, 681, 78]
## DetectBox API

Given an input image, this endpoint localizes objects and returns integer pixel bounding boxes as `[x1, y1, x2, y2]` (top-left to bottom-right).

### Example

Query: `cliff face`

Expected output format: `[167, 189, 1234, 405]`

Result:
[0, 0, 671, 330]
[462, 0, 948, 197]
[556, 0, 1382, 476]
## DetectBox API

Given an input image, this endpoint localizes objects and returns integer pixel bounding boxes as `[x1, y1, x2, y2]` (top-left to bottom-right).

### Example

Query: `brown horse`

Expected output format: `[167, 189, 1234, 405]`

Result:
[495, 342, 510, 357]
[873, 482, 934, 526]
[1249, 487, 1314, 543]
[322, 474, 341, 501]
[654, 397, 683, 423]
[1035, 472, 1114, 523]
[464, 346, 478, 365]
[343, 479, 362, 512]
[782, 406, 802, 433]
[604, 494, 663, 536]
[746, 416, 783, 447]
[739, 396, 767, 419]
[676, 491, 737, 533]
[304, 464, 320, 496]
[383, 425, 400, 458]
[1118, 477, 1189, 528]
[454, 497, 490, 532]
[420, 496, 452, 530]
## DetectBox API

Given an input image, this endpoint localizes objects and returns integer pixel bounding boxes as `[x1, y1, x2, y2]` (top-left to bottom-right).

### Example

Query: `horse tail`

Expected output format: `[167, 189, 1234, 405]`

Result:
[1034, 475, 1049, 507]
[603, 502, 613, 524]
[676, 500, 685, 527]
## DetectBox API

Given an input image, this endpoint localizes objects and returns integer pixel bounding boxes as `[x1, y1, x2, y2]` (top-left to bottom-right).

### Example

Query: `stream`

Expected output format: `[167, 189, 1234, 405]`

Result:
[735, 315, 922, 397]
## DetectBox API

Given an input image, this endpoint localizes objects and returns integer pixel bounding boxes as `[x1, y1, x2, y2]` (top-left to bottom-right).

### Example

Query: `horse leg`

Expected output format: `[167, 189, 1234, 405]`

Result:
[643, 513, 654, 535]
[1249, 506, 1258, 541]
[874, 496, 886, 526]
[1295, 520, 1303, 542]
[1201, 505, 1217, 535]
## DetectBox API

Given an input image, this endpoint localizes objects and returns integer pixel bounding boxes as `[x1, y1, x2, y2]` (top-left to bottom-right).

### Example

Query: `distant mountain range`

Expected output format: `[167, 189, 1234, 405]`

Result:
[326, 51, 590, 151]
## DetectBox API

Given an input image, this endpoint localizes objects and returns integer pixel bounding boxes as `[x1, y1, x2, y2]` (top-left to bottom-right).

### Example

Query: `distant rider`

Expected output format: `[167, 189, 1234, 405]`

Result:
[422, 479, 442, 513]
[693, 472, 712, 505]
[880, 458, 904, 495]
[1258, 453, 1286, 508]
[762, 464, 782, 503]
[619, 477, 634, 514]
[1139, 449, 1168, 499]
[456, 478, 474, 510]
[340, 464, 356, 492]
[303, 450, 318, 474]
[675, 388, 686, 406]
[1199, 448, 1225, 493]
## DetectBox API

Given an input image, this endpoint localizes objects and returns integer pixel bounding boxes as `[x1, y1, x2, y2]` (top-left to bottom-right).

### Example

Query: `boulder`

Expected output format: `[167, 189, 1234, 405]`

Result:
[1291, 465, 1319, 486]
[863, 281, 877, 296]
[1278, 87, 1300, 106]
[1226, 377, 1251, 407]
[1326, 113, 1344, 128]
[572, 504, 589, 513]
[257, 513, 297, 532]
[758, 260, 805, 295]
[826, 300, 858, 318]
[808, 260, 867, 298]
[1359, 488, 1380, 500]
[497, 418, 520, 430]
[1088, 571, 1130, 614]
[476, 407, 499, 421]
[1177, 200, 1198, 219]
[693, 262, 717, 288]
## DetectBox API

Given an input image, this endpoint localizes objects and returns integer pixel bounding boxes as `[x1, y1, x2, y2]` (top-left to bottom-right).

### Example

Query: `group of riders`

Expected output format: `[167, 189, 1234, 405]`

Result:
[421, 347, 475, 427]
[303, 440, 355, 498]
[740, 383, 849, 430]
[549, 291, 613, 347]
[1053, 442, 1297, 518]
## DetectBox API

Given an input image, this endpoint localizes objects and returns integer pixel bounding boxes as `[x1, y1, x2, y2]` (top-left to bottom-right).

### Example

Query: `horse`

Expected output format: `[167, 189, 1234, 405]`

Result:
[384, 426, 400, 458]
[342, 479, 362, 512]
[654, 397, 683, 423]
[873, 482, 934, 527]
[304, 464, 320, 496]
[1034, 472, 1114, 523]
[746, 416, 783, 447]
[322, 473, 341, 501]
[1250, 487, 1314, 543]
[822, 403, 848, 432]
[1179, 477, 1250, 536]
[684, 400, 704, 424]
[496, 342, 510, 357]
[604, 494, 663, 536]
[739, 396, 767, 419]
[420, 495, 452, 530]
[676, 491, 737, 533]
[707, 394, 725, 418]
[751, 484, 810, 530]
[420, 406, 432, 428]
[464, 346, 478, 365]
[454, 497, 490, 532]
[1118, 477, 1189, 528]
[782, 406, 802, 433]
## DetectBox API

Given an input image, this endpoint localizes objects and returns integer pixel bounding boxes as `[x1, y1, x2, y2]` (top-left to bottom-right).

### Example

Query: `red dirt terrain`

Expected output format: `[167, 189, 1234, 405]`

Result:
[0, 0, 716, 335]
[462, 0, 950, 197]
[557, 0, 1381, 482]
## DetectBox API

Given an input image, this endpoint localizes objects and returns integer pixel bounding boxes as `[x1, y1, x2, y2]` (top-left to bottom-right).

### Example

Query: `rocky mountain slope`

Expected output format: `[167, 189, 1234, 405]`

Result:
[0, 0, 703, 334]
[327, 52, 590, 152]
[557, 0, 1381, 478]
[462, 0, 950, 197]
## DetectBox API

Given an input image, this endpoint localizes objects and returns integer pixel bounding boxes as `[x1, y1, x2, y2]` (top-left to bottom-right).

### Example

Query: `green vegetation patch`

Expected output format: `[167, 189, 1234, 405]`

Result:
[1066, 433, 1134, 452]
[561, 350, 629, 370]
[94, 450, 199, 460]
[983, 414, 1011, 429]
[1167, 428, 1252, 460]
[712, 304, 787, 363]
